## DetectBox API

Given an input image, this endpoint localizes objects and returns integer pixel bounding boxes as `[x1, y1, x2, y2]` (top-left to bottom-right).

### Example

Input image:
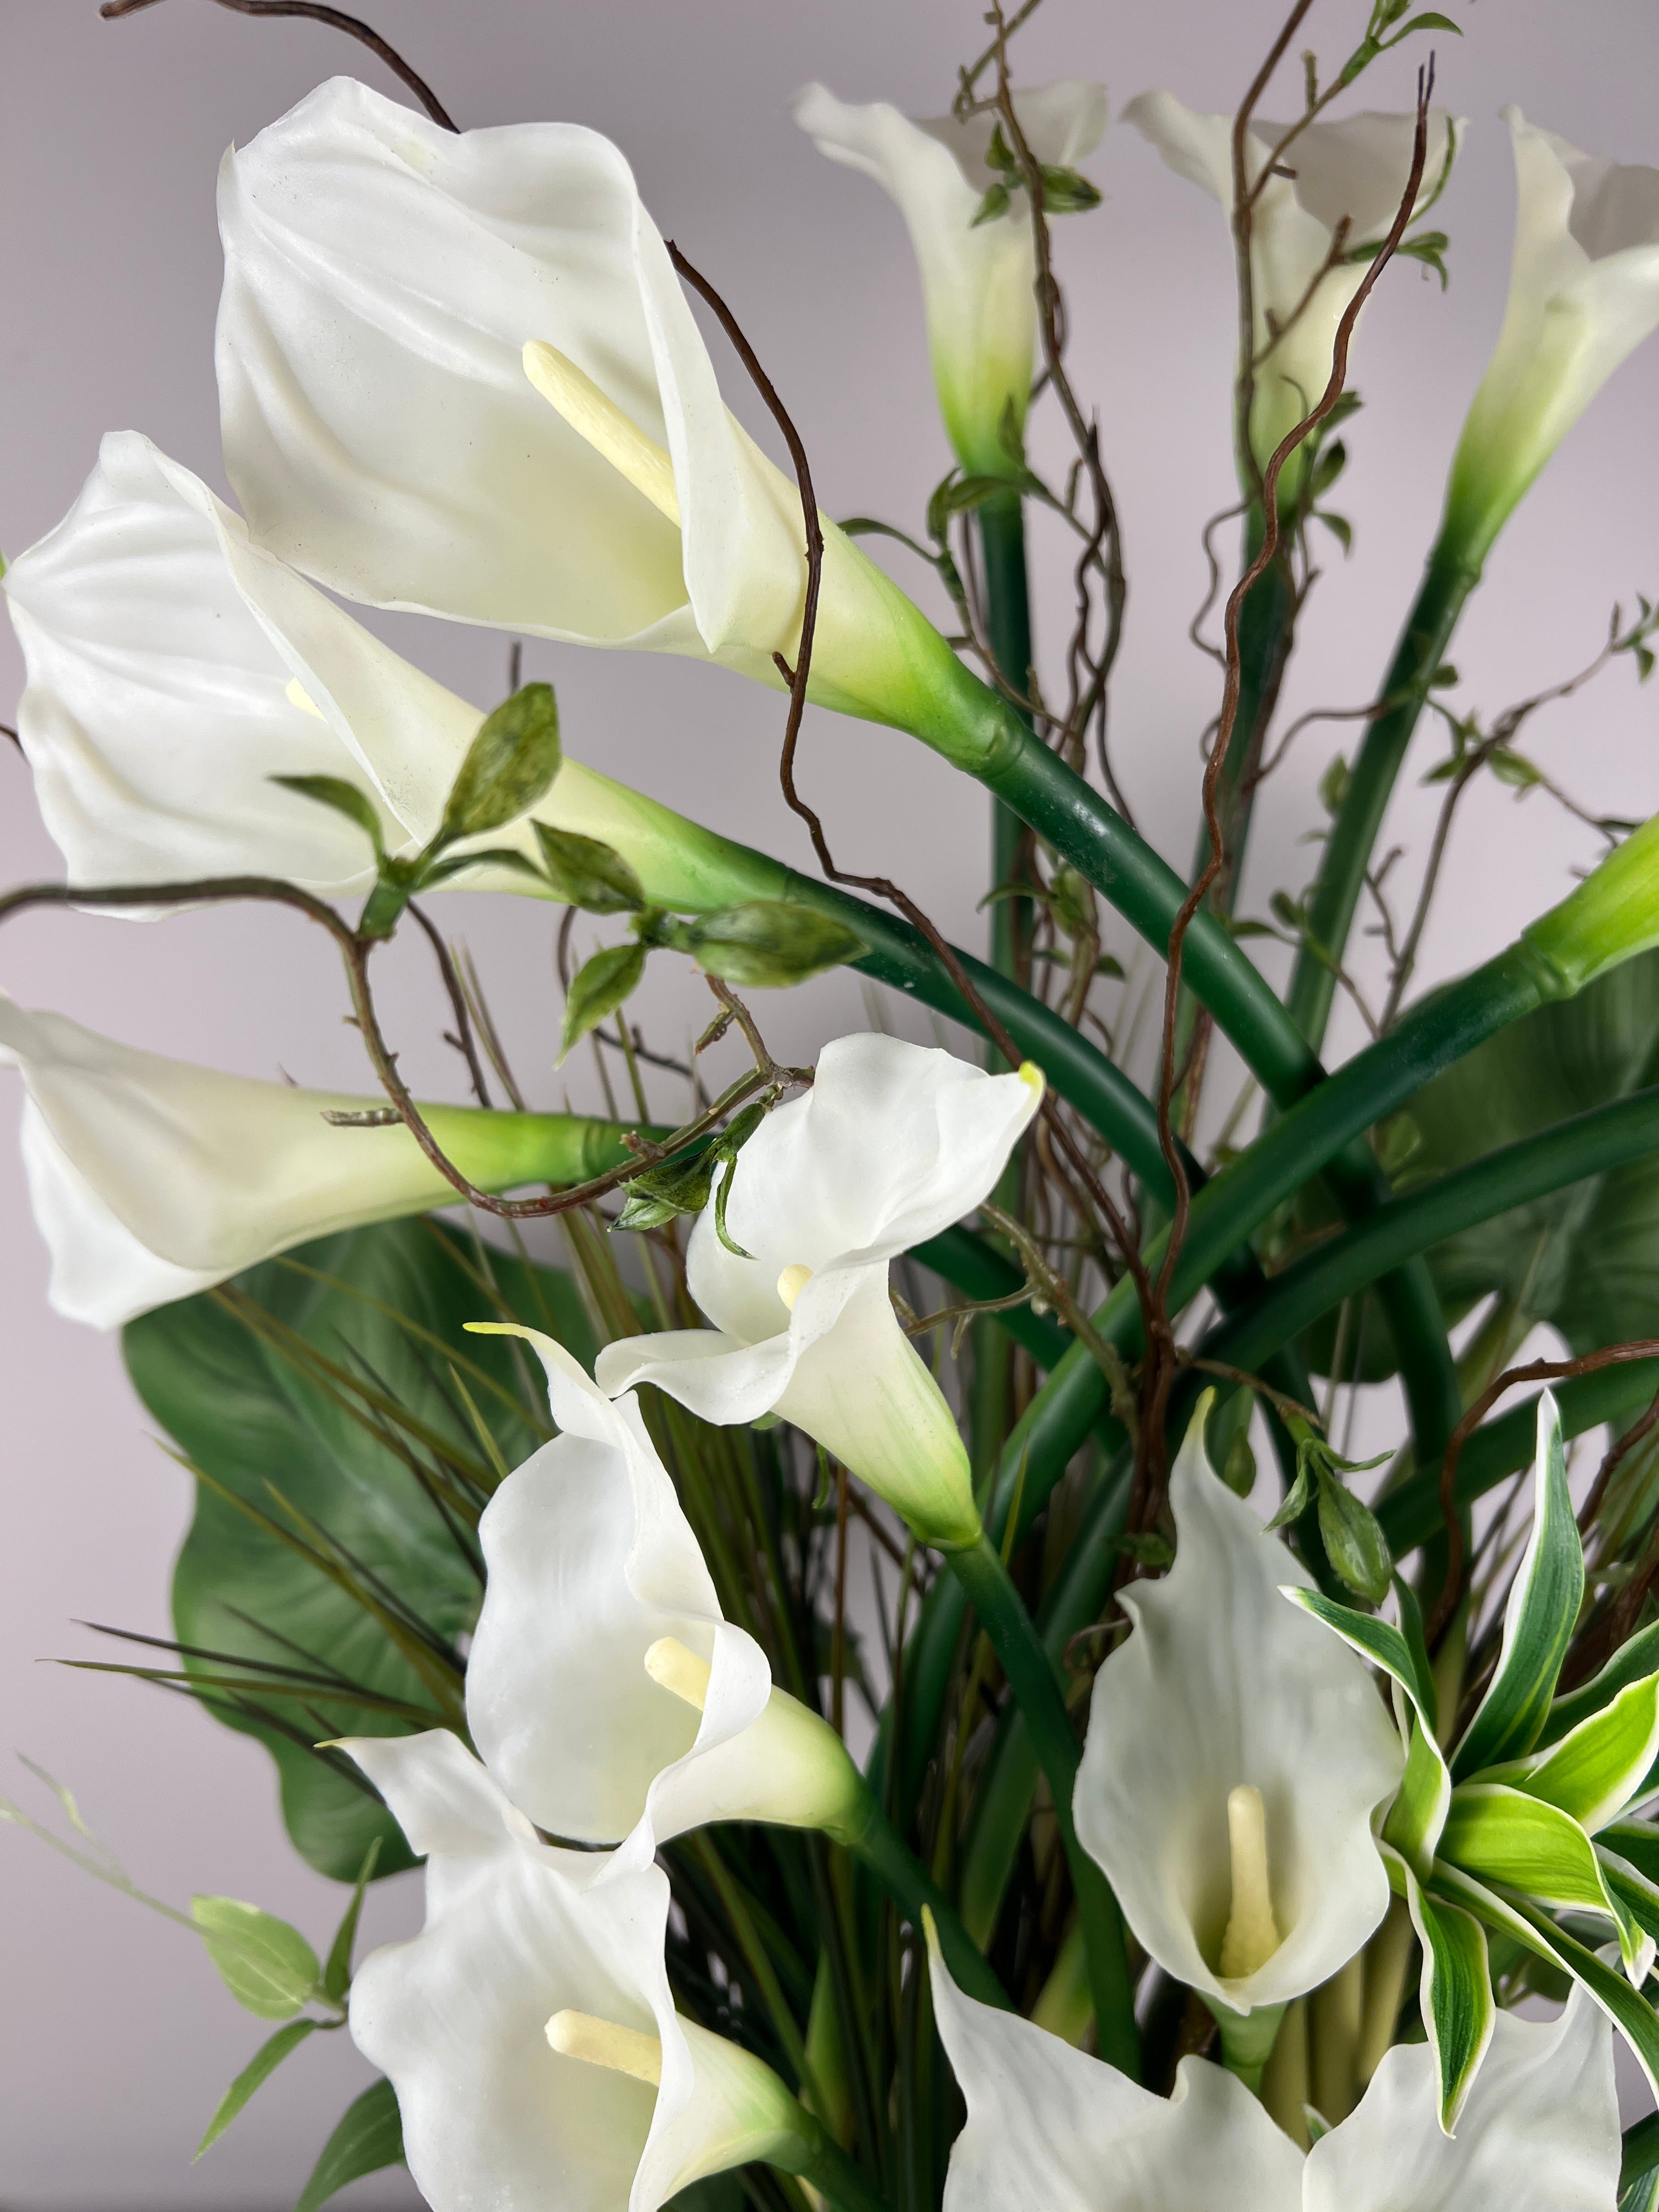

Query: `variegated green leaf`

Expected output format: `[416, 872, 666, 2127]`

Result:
[1603, 1820, 1659, 1885]
[1541, 1622, 1659, 1748]
[1438, 1782, 1647, 1975]
[1452, 1393, 1583, 1780]
[1387, 1845, 1494, 2134]
[1601, 1843, 1659, 1945]
[1492, 1676, 1659, 1833]
[1285, 1587, 1449, 1868]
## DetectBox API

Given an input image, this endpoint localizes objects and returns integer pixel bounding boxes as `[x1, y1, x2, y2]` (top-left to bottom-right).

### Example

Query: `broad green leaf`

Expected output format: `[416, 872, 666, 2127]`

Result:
[1283, 1588, 1436, 1719]
[1438, 1782, 1646, 1976]
[561, 941, 647, 1058]
[1603, 1820, 1659, 1885]
[195, 2018, 317, 2158]
[1393, 1849, 1494, 2133]
[1452, 1394, 1583, 1779]
[532, 823, 645, 914]
[192, 1897, 320, 2018]
[1543, 1623, 1659, 1746]
[1600, 1843, 1659, 1943]
[1496, 1677, 1659, 1833]
[437, 682, 561, 842]
[125, 1221, 593, 1880]
[323, 1837, 381, 2003]
[295, 2076, 404, 2212]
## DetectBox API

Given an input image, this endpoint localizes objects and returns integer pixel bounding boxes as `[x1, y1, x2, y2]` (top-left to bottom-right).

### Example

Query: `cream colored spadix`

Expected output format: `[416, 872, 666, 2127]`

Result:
[546, 2008, 663, 2086]
[522, 341, 682, 526]
[645, 1636, 712, 1712]
[1219, 1785, 1282, 1981]
[776, 1263, 811, 1311]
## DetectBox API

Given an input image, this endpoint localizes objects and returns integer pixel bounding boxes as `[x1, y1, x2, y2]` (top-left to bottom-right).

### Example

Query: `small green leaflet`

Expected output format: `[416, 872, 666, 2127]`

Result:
[195, 2018, 318, 2159]
[560, 941, 647, 1060]
[1452, 1392, 1583, 1780]
[295, 2076, 404, 2212]
[324, 1836, 382, 2004]
[1392, 1848, 1493, 2134]
[191, 1896, 321, 2019]
[439, 682, 562, 842]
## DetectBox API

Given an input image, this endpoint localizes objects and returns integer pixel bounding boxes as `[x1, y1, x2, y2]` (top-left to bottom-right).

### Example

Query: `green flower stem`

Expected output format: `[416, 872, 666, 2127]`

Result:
[777, 2111, 895, 2212]
[1380, 1359, 1659, 1558]
[944, 1530, 1139, 2077]
[836, 1788, 1011, 2013]
[1285, 543, 1483, 1051]
[1198, 1085, 1659, 1400]
[977, 490, 1036, 981]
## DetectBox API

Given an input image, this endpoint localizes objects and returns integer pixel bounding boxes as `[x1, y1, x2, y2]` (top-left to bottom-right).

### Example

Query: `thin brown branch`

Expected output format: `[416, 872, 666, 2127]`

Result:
[100, 0, 459, 131]
[405, 901, 494, 1109]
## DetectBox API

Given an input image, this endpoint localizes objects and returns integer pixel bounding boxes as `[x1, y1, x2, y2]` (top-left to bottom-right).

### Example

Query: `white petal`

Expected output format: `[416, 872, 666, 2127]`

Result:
[0, 996, 550, 1320]
[1306, 1985, 1618, 2210]
[344, 1733, 791, 2212]
[217, 77, 801, 665]
[929, 1926, 1299, 2212]
[1074, 1413, 1402, 2008]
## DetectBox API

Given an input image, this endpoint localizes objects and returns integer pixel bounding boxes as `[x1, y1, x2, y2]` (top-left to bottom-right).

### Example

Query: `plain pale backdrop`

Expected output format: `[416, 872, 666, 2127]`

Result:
[3, 0, 1658, 2202]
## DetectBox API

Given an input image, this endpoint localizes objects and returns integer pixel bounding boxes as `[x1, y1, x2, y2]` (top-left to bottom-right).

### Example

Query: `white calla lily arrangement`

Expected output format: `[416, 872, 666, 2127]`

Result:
[8, 3, 1659, 2210]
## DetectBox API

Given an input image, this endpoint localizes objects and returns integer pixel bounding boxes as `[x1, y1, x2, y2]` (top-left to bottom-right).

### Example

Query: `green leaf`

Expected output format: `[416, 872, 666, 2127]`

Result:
[1542, 1623, 1659, 1747]
[561, 940, 647, 1058]
[1452, 1393, 1583, 1779]
[125, 1221, 592, 1880]
[670, 901, 866, 989]
[972, 180, 1013, 227]
[295, 2077, 404, 2212]
[1315, 1468, 1393, 1604]
[532, 824, 646, 914]
[1394, 1851, 1494, 2132]
[1601, 1819, 1659, 1887]
[324, 1837, 382, 2002]
[437, 682, 562, 843]
[1600, 1843, 1659, 1944]
[416, 846, 550, 890]
[269, 776, 386, 860]
[195, 2018, 318, 2158]
[1438, 1784, 1635, 1939]
[1496, 1676, 1659, 1833]
[192, 1897, 320, 2019]
[1313, 510, 1354, 555]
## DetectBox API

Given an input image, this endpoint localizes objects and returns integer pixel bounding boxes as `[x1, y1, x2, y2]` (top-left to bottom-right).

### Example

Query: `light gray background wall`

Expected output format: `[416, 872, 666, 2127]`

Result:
[3, 0, 1657, 2202]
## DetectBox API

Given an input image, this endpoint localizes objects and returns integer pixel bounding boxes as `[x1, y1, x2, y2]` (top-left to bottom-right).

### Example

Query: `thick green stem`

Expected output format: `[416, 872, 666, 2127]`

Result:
[978, 490, 1036, 982]
[944, 1531, 1139, 2077]
[782, 2116, 896, 2212]
[1285, 543, 1483, 1049]
[839, 1793, 1011, 2013]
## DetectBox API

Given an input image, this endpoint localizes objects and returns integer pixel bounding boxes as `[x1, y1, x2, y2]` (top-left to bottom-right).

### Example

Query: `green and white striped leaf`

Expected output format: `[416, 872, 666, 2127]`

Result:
[1490, 1675, 1659, 1833]
[1435, 1860, 1659, 2103]
[1600, 1844, 1659, 1945]
[1452, 1393, 1584, 1780]
[1603, 1821, 1659, 1886]
[1438, 1782, 1650, 1978]
[1385, 1844, 1494, 2134]
[1285, 1587, 1449, 1867]
[1541, 1622, 1659, 1747]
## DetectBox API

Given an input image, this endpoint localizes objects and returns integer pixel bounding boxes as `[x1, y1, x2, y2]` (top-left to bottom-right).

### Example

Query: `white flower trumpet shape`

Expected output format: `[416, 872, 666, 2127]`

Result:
[217, 78, 1002, 761]
[343, 1729, 816, 2212]
[927, 1915, 1619, 2210]
[464, 1325, 864, 1866]
[1, 431, 751, 906]
[792, 82, 1107, 476]
[596, 1034, 1043, 1548]
[1124, 93, 1460, 477]
[1444, 109, 1659, 567]
[0, 995, 632, 1328]
[1074, 1403, 1402, 2017]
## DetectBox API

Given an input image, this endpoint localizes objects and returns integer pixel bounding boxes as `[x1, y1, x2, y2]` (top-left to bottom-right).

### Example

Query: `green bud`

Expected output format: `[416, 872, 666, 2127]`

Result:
[1223, 1427, 1257, 1498]
[560, 941, 646, 1060]
[439, 682, 562, 843]
[533, 823, 646, 913]
[1314, 1470, 1393, 1606]
[670, 901, 866, 989]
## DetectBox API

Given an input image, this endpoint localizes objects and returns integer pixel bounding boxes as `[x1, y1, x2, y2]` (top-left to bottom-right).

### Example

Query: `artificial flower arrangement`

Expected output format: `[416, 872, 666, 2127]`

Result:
[8, 0, 1659, 2207]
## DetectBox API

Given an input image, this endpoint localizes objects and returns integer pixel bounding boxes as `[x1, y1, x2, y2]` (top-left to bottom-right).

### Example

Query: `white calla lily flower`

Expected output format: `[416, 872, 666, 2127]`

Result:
[0, 994, 629, 1328]
[217, 78, 1000, 757]
[1446, 109, 1659, 565]
[1, 430, 755, 907]
[792, 82, 1107, 475]
[596, 1034, 1043, 1547]
[928, 1916, 1618, 2210]
[344, 1729, 809, 2212]
[466, 1325, 863, 1867]
[1124, 93, 1460, 475]
[1074, 1406, 1402, 2013]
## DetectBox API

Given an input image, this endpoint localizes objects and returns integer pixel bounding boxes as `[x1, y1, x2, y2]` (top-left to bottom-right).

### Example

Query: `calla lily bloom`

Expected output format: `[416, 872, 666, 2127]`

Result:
[0, 994, 635, 1328]
[1124, 93, 1460, 475]
[1445, 109, 1659, 565]
[344, 1728, 816, 2212]
[792, 82, 1107, 476]
[217, 77, 1001, 759]
[465, 1325, 865, 1869]
[1, 430, 753, 907]
[1074, 1404, 1402, 2020]
[928, 1915, 1619, 2209]
[596, 1034, 1043, 1548]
